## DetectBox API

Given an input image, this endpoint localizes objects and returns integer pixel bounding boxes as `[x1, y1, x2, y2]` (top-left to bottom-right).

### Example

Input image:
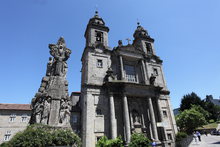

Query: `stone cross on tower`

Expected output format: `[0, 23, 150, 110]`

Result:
[126, 38, 131, 44]
[30, 37, 72, 127]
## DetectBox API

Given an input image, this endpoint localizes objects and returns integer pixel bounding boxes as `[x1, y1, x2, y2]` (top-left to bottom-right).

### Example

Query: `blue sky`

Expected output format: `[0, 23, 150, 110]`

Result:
[0, 0, 220, 109]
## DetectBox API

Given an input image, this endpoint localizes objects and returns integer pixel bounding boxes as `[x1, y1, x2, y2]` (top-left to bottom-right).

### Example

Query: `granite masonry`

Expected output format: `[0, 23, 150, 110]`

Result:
[1, 12, 177, 146]
[80, 11, 177, 147]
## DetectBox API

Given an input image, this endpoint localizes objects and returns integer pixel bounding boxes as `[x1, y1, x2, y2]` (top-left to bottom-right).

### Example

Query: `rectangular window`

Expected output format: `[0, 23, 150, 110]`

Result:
[4, 131, 11, 141]
[72, 115, 78, 123]
[9, 114, 16, 122]
[97, 59, 103, 68]
[124, 65, 136, 82]
[153, 68, 158, 76]
[21, 114, 28, 122]
[95, 31, 103, 42]
[163, 110, 167, 117]
[167, 133, 172, 140]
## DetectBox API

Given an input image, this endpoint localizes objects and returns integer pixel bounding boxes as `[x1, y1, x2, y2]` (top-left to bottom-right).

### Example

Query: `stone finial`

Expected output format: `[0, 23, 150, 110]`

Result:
[118, 40, 123, 47]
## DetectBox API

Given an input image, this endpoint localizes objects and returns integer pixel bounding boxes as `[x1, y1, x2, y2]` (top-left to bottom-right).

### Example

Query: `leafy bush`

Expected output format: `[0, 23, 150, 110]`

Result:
[176, 106, 207, 134]
[175, 132, 187, 142]
[0, 124, 81, 147]
[128, 133, 151, 147]
[96, 136, 123, 147]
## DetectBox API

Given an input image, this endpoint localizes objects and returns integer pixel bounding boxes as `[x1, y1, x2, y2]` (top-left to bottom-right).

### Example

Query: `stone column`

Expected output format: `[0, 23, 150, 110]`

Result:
[119, 56, 125, 80]
[148, 97, 159, 141]
[156, 97, 168, 141]
[109, 93, 117, 139]
[123, 94, 131, 143]
[141, 60, 147, 84]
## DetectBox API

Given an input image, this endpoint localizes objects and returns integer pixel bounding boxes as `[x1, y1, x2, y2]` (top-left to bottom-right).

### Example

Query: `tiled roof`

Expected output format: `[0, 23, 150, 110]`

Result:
[0, 103, 31, 111]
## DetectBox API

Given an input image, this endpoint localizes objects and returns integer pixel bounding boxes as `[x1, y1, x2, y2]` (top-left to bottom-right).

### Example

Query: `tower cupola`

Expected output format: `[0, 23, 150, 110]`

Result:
[84, 11, 109, 47]
[133, 23, 155, 55]
[133, 23, 149, 40]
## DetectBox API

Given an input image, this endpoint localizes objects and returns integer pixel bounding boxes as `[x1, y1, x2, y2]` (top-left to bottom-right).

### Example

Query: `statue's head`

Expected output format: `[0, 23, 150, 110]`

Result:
[57, 37, 65, 47]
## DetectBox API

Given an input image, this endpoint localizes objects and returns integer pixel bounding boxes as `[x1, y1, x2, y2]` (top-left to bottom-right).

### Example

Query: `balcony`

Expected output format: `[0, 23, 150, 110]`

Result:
[125, 74, 137, 82]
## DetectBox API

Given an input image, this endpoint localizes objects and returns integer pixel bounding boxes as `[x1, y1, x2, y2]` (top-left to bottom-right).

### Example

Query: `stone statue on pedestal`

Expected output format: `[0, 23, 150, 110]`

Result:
[30, 37, 71, 127]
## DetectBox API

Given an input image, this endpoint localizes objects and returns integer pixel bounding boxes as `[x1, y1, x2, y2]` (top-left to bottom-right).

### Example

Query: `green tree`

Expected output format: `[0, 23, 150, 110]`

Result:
[203, 100, 220, 121]
[0, 124, 81, 147]
[96, 136, 123, 147]
[176, 107, 207, 134]
[180, 92, 202, 111]
[191, 104, 210, 120]
[128, 133, 151, 147]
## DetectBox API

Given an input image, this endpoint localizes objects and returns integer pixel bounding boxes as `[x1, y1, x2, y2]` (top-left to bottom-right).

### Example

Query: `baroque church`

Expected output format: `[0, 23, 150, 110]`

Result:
[30, 11, 177, 147]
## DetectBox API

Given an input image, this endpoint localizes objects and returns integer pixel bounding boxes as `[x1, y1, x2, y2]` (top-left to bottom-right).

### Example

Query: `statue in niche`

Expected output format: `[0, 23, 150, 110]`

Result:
[132, 109, 141, 125]
[49, 37, 71, 77]
[59, 98, 70, 124]
[41, 97, 51, 124]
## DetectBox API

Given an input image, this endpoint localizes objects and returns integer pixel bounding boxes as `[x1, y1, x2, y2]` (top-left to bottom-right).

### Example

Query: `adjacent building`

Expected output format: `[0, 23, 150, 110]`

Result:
[0, 103, 31, 144]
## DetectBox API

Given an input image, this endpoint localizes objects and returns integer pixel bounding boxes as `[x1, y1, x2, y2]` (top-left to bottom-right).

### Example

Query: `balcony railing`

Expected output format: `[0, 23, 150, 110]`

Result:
[125, 74, 136, 82]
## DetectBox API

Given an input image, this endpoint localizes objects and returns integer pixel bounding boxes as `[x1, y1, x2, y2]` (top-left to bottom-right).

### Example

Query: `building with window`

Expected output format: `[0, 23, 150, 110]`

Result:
[0, 103, 31, 144]
[0, 11, 177, 147]
[80, 11, 177, 147]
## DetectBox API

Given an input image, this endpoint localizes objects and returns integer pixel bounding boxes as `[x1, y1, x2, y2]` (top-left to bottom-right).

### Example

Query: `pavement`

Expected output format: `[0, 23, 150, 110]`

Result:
[189, 134, 220, 147]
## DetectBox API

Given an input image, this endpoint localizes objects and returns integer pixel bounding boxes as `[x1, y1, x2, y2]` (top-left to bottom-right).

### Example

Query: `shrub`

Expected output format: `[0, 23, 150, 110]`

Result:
[0, 124, 81, 147]
[209, 119, 215, 123]
[128, 133, 151, 147]
[96, 136, 123, 147]
[175, 132, 187, 142]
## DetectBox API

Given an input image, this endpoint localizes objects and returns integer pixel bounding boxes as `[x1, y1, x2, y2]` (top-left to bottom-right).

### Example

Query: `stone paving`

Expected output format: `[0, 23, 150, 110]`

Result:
[189, 135, 220, 147]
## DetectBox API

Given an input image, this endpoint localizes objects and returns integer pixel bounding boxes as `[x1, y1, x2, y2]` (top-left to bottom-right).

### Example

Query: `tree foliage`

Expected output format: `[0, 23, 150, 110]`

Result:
[128, 133, 151, 147]
[202, 101, 220, 121]
[176, 106, 207, 134]
[175, 131, 187, 142]
[0, 124, 81, 147]
[179, 92, 220, 121]
[96, 136, 123, 147]
[190, 104, 210, 120]
[180, 92, 202, 111]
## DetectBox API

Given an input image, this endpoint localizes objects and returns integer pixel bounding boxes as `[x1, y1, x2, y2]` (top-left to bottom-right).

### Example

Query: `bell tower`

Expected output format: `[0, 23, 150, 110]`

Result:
[81, 11, 112, 147]
[84, 11, 109, 47]
[133, 22, 155, 55]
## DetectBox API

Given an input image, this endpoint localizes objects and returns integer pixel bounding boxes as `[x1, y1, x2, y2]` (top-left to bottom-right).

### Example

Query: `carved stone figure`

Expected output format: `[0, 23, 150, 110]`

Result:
[132, 110, 141, 125]
[59, 98, 70, 124]
[49, 37, 71, 77]
[41, 97, 51, 124]
[32, 98, 44, 123]
[104, 68, 116, 82]
[30, 37, 71, 127]
[118, 40, 122, 47]
[46, 57, 53, 76]
[150, 74, 156, 85]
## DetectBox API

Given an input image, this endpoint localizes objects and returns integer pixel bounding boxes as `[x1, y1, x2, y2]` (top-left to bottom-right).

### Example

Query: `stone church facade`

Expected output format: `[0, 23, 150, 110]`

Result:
[78, 12, 177, 147]
[0, 11, 177, 146]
